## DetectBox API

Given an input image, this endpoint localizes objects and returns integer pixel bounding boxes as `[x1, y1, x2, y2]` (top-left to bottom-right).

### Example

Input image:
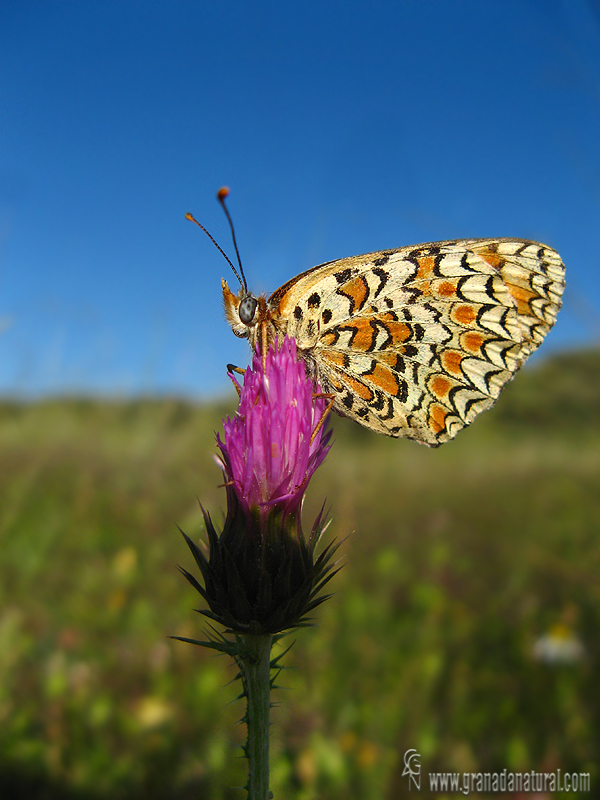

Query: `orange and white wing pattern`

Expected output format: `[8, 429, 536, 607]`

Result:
[269, 238, 565, 446]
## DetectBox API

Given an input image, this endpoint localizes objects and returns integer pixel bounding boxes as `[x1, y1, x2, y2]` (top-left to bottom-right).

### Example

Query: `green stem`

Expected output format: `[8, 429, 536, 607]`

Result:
[237, 633, 273, 800]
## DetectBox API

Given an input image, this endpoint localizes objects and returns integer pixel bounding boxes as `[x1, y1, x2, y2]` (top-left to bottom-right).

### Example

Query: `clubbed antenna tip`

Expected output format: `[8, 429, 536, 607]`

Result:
[216, 187, 246, 292]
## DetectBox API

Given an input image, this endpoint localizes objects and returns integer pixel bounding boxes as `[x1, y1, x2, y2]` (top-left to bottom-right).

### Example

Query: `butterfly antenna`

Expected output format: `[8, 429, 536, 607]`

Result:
[216, 187, 247, 293]
[185, 207, 245, 291]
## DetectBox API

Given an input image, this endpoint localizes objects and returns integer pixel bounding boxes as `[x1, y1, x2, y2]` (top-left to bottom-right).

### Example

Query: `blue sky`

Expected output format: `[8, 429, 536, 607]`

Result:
[1, 0, 599, 398]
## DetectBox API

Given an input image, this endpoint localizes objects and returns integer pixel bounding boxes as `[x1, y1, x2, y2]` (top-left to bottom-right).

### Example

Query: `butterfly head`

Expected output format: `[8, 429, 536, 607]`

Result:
[222, 278, 269, 344]
[188, 188, 274, 346]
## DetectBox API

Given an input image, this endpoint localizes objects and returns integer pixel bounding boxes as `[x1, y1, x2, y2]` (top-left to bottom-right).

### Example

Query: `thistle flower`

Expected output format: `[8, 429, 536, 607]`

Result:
[218, 336, 331, 523]
[179, 336, 338, 635]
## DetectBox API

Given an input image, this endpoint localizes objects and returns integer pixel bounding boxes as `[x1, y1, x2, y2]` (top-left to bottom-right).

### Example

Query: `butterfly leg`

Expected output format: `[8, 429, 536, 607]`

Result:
[260, 319, 269, 370]
[311, 393, 335, 444]
[226, 364, 246, 398]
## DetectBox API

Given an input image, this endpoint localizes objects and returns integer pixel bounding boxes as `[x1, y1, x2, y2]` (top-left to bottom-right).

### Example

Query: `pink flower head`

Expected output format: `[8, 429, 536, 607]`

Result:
[217, 336, 331, 525]
[177, 336, 339, 634]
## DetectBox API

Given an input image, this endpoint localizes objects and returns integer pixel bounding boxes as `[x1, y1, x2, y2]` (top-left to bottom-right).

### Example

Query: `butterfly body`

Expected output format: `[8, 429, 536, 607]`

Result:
[222, 238, 565, 447]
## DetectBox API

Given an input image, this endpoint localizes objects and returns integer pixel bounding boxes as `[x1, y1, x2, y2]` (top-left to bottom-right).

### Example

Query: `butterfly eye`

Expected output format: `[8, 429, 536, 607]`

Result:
[239, 295, 258, 325]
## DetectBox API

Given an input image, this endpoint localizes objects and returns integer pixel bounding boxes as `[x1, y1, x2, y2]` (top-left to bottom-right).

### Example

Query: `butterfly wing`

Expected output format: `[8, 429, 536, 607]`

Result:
[269, 239, 565, 446]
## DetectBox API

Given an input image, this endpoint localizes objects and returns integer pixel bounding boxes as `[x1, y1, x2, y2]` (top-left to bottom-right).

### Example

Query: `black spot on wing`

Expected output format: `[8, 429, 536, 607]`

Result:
[422, 301, 442, 323]
[397, 379, 409, 403]
[334, 268, 352, 284]
[342, 392, 353, 409]
[371, 390, 386, 411]
[405, 287, 422, 304]
[372, 267, 388, 297]
[373, 252, 391, 267]
[381, 396, 394, 420]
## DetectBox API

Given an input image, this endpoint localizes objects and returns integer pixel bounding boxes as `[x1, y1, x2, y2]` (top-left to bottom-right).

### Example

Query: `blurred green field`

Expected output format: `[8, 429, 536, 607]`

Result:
[0, 349, 599, 799]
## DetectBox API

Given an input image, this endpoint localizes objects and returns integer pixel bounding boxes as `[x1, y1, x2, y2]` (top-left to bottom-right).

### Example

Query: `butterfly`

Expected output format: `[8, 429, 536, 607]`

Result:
[188, 189, 565, 447]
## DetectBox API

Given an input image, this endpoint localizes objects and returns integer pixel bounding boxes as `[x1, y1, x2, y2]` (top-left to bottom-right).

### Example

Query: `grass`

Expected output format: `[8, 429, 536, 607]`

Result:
[0, 349, 598, 799]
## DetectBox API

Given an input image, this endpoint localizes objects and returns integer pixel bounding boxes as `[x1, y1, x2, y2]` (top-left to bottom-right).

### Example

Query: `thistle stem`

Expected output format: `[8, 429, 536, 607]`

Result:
[237, 633, 273, 800]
